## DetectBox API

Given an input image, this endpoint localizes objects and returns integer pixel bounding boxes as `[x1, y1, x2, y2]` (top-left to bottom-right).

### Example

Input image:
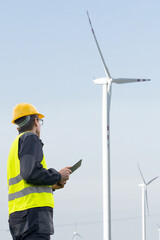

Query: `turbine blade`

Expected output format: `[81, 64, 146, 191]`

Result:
[137, 163, 146, 184]
[73, 232, 77, 240]
[145, 188, 149, 216]
[77, 233, 83, 239]
[73, 232, 83, 239]
[147, 176, 158, 185]
[113, 78, 151, 84]
[87, 11, 111, 79]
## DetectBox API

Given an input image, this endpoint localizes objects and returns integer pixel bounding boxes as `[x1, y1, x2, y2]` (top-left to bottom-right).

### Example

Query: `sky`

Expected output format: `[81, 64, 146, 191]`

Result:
[0, 0, 160, 239]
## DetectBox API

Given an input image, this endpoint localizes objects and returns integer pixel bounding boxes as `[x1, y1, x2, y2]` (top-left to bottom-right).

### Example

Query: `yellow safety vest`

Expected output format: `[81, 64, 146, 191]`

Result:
[7, 132, 54, 215]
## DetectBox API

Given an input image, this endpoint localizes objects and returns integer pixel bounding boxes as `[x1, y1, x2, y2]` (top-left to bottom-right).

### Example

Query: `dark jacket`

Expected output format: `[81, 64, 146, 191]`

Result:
[9, 132, 61, 239]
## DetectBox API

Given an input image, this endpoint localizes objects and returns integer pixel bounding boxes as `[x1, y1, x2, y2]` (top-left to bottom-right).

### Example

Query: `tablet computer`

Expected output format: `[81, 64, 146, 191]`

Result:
[70, 159, 82, 174]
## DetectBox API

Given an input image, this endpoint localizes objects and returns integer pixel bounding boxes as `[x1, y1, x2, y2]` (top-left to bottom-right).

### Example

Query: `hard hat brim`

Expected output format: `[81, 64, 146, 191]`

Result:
[37, 113, 44, 119]
[12, 113, 44, 124]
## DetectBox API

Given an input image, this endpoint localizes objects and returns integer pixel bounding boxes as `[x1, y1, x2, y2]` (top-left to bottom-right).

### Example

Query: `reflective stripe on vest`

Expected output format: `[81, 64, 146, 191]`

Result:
[8, 186, 53, 201]
[7, 132, 54, 215]
[9, 174, 23, 186]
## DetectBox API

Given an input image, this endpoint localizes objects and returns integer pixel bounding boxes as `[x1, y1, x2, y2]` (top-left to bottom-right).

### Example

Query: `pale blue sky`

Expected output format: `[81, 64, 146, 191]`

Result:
[0, 0, 160, 239]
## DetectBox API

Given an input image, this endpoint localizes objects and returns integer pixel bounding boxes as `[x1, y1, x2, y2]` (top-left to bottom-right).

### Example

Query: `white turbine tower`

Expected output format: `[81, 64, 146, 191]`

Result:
[157, 224, 160, 240]
[138, 163, 158, 240]
[87, 11, 151, 240]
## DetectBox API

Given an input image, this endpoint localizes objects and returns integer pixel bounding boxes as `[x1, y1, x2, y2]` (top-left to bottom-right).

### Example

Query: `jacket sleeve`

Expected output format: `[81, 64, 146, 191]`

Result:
[18, 133, 61, 185]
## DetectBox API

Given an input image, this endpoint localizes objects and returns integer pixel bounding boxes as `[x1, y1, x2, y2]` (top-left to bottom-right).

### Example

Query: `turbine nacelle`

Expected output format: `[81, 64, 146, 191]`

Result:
[93, 77, 112, 85]
[138, 183, 146, 188]
[138, 163, 158, 187]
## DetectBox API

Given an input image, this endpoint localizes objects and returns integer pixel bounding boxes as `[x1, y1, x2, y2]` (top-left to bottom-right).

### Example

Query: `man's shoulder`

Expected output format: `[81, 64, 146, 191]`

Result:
[19, 132, 39, 142]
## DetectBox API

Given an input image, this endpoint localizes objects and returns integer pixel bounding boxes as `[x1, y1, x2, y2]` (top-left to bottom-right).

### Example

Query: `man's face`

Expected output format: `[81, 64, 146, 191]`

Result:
[35, 118, 41, 138]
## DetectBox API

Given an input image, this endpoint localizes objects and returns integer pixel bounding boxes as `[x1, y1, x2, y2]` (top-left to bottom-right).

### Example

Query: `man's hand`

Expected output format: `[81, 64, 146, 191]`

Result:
[52, 181, 67, 190]
[59, 167, 71, 182]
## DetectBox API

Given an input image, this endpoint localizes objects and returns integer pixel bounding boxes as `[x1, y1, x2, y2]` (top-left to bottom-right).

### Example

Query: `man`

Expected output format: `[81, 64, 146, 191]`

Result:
[7, 103, 71, 240]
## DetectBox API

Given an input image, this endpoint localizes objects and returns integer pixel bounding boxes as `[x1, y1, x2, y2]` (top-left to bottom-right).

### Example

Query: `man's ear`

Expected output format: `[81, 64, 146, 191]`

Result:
[34, 118, 38, 127]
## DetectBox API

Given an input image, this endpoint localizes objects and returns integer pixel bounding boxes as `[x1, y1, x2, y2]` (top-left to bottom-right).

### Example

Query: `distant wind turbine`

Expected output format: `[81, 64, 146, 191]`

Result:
[87, 11, 151, 240]
[138, 163, 158, 240]
[72, 222, 83, 240]
[73, 231, 83, 240]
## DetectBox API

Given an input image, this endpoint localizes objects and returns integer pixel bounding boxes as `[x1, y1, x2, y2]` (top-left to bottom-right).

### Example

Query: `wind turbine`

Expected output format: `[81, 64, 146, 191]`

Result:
[138, 163, 158, 240]
[87, 11, 151, 240]
[72, 222, 83, 240]
[73, 231, 83, 240]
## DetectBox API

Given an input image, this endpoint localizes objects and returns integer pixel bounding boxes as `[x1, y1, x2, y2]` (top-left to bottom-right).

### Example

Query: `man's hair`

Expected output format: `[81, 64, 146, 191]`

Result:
[14, 115, 37, 133]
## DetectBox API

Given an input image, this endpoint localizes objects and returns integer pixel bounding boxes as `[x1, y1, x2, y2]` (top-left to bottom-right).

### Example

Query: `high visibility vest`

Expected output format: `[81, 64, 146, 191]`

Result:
[7, 133, 54, 215]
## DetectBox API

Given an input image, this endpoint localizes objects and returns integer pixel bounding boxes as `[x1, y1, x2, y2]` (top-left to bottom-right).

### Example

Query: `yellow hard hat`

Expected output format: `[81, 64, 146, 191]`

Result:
[12, 103, 44, 124]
